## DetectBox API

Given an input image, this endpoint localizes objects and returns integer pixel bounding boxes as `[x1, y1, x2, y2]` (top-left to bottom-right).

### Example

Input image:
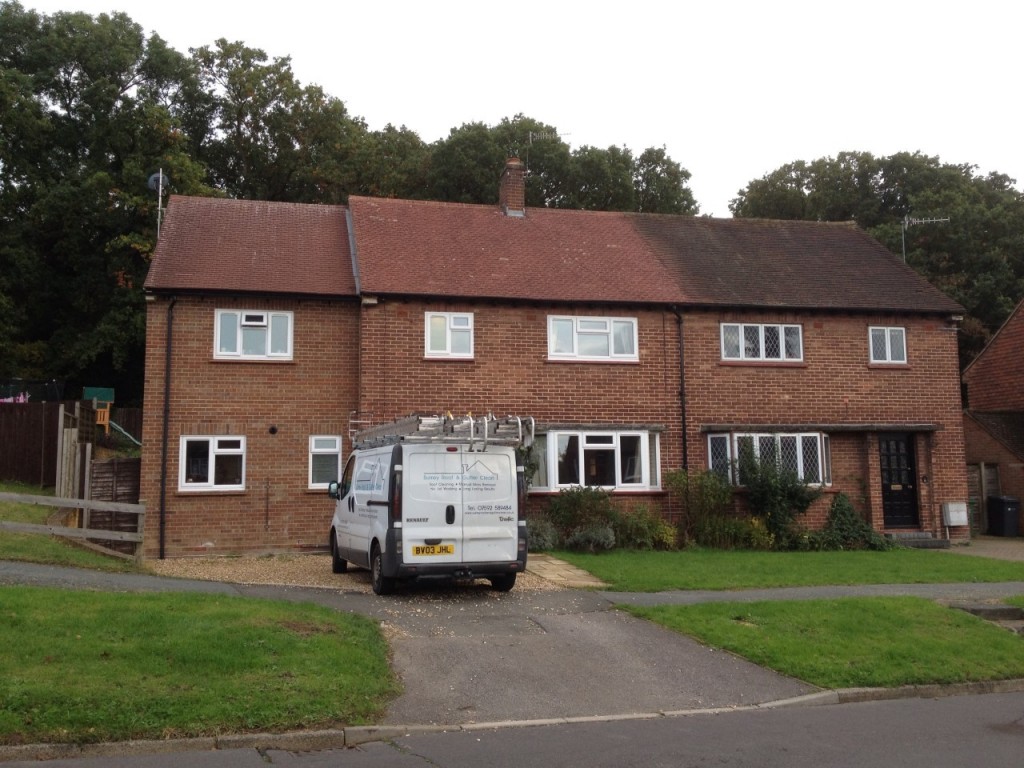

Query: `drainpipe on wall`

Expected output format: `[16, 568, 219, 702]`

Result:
[158, 296, 177, 559]
[672, 308, 688, 468]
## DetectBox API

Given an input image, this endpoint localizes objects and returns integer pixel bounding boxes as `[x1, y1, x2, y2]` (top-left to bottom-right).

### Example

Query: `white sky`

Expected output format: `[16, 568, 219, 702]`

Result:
[23, 0, 1024, 217]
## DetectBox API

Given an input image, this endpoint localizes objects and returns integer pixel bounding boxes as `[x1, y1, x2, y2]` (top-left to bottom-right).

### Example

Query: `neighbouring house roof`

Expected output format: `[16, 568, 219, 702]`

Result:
[962, 296, 1024, 379]
[145, 196, 356, 297]
[347, 196, 682, 304]
[632, 215, 965, 314]
[966, 411, 1024, 462]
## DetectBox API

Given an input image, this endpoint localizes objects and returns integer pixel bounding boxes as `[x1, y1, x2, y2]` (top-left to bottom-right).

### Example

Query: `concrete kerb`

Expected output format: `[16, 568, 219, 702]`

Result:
[6, 680, 1024, 763]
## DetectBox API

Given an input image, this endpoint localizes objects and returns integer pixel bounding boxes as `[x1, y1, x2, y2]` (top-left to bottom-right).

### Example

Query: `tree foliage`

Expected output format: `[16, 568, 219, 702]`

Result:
[731, 151, 1024, 365]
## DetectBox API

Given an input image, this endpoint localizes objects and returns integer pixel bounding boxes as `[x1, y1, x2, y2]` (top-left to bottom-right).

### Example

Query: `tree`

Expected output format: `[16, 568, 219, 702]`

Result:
[190, 39, 367, 203]
[0, 1, 208, 399]
[633, 146, 699, 215]
[731, 150, 1024, 367]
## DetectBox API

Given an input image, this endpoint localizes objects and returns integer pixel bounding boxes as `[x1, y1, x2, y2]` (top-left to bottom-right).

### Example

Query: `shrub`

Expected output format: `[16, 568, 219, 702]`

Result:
[614, 505, 678, 550]
[546, 486, 619, 538]
[526, 516, 561, 551]
[740, 455, 820, 547]
[564, 524, 616, 553]
[692, 514, 774, 550]
[808, 493, 893, 551]
[665, 469, 733, 544]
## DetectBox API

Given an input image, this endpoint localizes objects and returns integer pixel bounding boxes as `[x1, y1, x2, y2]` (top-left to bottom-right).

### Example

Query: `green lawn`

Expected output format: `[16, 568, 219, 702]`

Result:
[0, 586, 399, 745]
[556, 547, 1024, 592]
[624, 597, 1024, 689]
[0, 481, 138, 572]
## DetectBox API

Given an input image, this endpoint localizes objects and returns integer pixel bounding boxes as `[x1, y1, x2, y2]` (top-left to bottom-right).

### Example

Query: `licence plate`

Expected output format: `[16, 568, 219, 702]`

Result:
[412, 544, 454, 556]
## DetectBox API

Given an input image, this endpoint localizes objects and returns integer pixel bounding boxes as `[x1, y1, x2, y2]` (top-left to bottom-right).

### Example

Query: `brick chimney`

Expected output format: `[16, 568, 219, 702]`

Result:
[499, 157, 526, 217]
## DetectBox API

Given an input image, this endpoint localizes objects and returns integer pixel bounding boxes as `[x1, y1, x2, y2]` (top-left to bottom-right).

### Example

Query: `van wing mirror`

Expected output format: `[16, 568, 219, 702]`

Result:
[327, 481, 341, 500]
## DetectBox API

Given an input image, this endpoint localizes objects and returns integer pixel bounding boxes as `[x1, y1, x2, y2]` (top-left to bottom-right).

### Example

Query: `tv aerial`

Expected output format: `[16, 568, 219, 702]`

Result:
[148, 170, 170, 238]
[901, 215, 950, 262]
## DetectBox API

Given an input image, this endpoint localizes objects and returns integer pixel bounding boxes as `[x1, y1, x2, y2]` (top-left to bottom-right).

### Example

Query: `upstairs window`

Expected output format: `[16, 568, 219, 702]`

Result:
[215, 310, 292, 360]
[869, 327, 907, 364]
[708, 432, 831, 486]
[425, 312, 474, 358]
[721, 323, 802, 362]
[548, 316, 638, 361]
[179, 436, 246, 491]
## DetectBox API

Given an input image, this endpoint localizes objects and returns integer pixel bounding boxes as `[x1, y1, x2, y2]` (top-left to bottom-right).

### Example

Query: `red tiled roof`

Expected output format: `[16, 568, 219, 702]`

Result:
[631, 215, 963, 314]
[347, 196, 681, 304]
[145, 196, 355, 296]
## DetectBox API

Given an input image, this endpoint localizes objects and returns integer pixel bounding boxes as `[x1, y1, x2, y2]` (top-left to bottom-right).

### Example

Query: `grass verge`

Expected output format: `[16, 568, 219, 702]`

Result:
[624, 597, 1024, 688]
[0, 586, 398, 745]
[556, 548, 1024, 591]
[0, 481, 138, 572]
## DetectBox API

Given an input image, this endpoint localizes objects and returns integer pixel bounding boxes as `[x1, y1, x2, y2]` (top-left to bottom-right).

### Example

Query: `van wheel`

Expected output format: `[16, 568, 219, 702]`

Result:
[330, 531, 347, 574]
[489, 573, 516, 592]
[371, 544, 396, 595]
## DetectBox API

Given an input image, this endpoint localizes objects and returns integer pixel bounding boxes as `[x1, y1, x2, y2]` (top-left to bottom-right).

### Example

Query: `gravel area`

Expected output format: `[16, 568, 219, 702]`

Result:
[145, 552, 562, 593]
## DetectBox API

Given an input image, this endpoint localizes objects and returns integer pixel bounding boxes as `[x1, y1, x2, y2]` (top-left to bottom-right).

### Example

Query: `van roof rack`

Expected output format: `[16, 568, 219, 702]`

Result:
[354, 413, 534, 451]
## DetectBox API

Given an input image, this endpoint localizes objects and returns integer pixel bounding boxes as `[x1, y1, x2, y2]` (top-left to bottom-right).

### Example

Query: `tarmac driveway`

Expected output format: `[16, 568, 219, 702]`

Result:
[0, 561, 816, 727]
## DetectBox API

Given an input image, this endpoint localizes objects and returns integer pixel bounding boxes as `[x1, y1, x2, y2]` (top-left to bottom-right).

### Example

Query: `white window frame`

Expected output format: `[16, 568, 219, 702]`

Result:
[707, 432, 831, 487]
[214, 310, 293, 360]
[530, 430, 659, 491]
[424, 312, 474, 358]
[720, 322, 803, 362]
[178, 436, 246, 491]
[547, 316, 639, 362]
[869, 326, 907, 364]
[309, 435, 342, 489]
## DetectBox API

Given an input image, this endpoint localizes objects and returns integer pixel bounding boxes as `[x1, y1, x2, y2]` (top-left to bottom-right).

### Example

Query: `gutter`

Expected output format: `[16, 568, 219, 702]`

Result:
[158, 296, 177, 559]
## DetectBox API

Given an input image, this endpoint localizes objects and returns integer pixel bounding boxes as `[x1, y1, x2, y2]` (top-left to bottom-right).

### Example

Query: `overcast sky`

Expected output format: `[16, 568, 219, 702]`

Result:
[24, 0, 1024, 217]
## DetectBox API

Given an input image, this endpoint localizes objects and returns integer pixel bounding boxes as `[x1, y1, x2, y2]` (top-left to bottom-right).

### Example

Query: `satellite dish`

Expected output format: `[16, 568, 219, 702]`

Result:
[148, 172, 169, 192]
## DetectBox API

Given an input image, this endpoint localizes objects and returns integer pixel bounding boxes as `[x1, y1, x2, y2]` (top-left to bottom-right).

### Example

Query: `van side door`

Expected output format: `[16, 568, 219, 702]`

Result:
[350, 452, 386, 566]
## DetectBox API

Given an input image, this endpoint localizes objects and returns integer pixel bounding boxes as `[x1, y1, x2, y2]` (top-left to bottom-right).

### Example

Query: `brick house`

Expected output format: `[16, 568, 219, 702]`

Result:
[141, 160, 970, 557]
[962, 298, 1024, 533]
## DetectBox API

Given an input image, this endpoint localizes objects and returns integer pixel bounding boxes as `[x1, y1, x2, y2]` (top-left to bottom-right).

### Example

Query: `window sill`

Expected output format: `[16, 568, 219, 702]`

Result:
[211, 357, 294, 364]
[422, 356, 475, 362]
[528, 488, 665, 495]
[176, 488, 247, 495]
[718, 360, 806, 368]
[868, 362, 910, 370]
[546, 358, 640, 365]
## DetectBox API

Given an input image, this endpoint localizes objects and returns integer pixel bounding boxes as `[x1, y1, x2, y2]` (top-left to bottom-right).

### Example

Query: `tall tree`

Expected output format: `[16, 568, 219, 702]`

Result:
[0, 1, 207, 399]
[731, 151, 1024, 365]
[190, 39, 366, 202]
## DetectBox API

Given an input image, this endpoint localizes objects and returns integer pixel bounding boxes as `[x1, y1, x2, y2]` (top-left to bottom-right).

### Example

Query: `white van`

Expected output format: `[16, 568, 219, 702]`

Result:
[327, 415, 530, 594]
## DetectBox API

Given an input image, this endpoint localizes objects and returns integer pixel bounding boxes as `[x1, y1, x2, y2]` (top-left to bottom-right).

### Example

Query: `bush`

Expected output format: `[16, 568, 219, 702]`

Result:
[808, 493, 893, 551]
[614, 505, 678, 550]
[564, 524, 616, 553]
[546, 486, 619, 537]
[740, 456, 820, 547]
[526, 516, 561, 551]
[665, 468, 733, 544]
[692, 514, 774, 550]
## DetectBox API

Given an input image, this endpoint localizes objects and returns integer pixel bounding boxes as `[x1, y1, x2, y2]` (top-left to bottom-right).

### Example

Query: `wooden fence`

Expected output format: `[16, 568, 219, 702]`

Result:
[0, 402, 64, 486]
[0, 493, 145, 561]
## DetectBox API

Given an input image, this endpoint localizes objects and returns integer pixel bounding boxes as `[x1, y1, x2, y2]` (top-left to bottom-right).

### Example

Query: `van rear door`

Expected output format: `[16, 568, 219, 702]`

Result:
[404, 447, 464, 565]
[460, 452, 518, 563]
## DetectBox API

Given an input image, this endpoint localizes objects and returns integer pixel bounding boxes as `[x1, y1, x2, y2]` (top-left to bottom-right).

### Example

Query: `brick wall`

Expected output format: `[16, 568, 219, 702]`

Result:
[964, 300, 1024, 411]
[140, 295, 360, 557]
[357, 300, 684, 514]
[683, 311, 968, 538]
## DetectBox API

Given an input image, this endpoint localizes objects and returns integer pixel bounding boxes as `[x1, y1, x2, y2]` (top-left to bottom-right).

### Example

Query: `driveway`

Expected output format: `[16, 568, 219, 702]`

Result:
[0, 560, 816, 727]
